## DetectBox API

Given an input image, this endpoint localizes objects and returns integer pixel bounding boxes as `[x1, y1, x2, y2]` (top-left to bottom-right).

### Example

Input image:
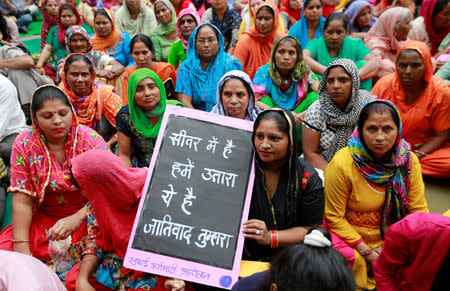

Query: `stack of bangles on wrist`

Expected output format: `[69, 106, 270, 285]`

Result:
[359, 248, 380, 256]
[414, 150, 428, 157]
[11, 239, 30, 243]
[270, 230, 278, 248]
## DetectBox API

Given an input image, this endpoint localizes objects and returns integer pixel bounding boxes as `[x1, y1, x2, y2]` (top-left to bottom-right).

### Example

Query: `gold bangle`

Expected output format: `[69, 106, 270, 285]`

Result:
[11, 239, 30, 243]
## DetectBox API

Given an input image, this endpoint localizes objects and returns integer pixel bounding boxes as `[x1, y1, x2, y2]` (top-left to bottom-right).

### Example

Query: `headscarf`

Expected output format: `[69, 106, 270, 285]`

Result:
[8, 85, 101, 208]
[318, 58, 375, 161]
[211, 70, 261, 121]
[364, 7, 412, 54]
[65, 25, 93, 53]
[60, 54, 121, 130]
[127, 68, 167, 138]
[71, 149, 148, 258]
[288, 0, 326, 49]
[172, 0, 194, 14]
[177, 23, 242, 111]
[91, 8, 121, 53]
[269, 36, 311, 87]
[151, 0, 178, 37]
[279, 0, 301, 24]
[344, 0, 377, 34]
[176, 7, 202, 51]
[253, 36, 315, 110]
[252, 108, 299, 226]
[41, 0, 61, 49]
[348, 99, 411, 238]
[57, 3, 83, 47]
[114, 0, 156, 37]
[419, 0, 450, 55]
[245, 1, 280, 42]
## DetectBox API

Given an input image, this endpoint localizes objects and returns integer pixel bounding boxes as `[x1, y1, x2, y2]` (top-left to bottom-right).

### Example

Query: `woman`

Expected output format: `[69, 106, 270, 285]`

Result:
[238, 0, 285, 37]
[279, 0, 302, 30]
[343, 0, 377, 39]
[56, 25, 124, 85]
[60, 54, 122, 145]
[176, 24, 242, 111]
[191, 0, 211, 16]
[253, 36, 319, 151]
[35, 3, 88, 82]
[364, 7, 413, 79]
[168, 7, 202, 69]
[40, 0, 60, 49]
[121, 34, 177, 105]
[303, 12, 380, 90]
[409, 0, 450, 56]
[0, 13, 19, 46]
[201, 0, 242, 54]
[242, 108, 324, 261]
[233, 1, 284, 79]
[150, 0, 179, 62]
[288, 0, 325, 49]
[324, 99, 429, 290]
[372, 41, 450, 178]
[211, 70, 261, 120]
[117, 69, 184, 168]
[66, 0, 96, 29]
[302, 58, 375, 171]
[232, 227, 355, 291]
[67, 150, 189, 290]
[91, 8, 134, 67]
[0, 85, 108, 269]
[115, 0, 157, 38]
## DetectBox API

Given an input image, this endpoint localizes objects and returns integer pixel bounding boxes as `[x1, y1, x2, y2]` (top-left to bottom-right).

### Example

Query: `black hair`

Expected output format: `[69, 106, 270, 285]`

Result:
[253, 110, 290, 137]
[130, 34, 155, 56]
[220, 76, 253, 99]
[195, 23, 219, 42]
[344, 0, 356, 10]
[304, 0, 323, 9]
[324, 12, 349, 31]
[31, 86, 72, 119]
[94, 7, 112, 23]
[60, 4, 77, 18]
[357, 101, 400, 152]
[260, 226, 355, 291]
[256, 5, 275, 17]
[433, 0, 450, 17]
[0, 15, 11, 42]
[64, 53, 94, 75]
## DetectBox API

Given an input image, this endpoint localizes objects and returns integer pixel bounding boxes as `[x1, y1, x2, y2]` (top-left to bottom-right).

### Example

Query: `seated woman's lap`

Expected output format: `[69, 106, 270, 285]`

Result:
[419, 145, 450, 178]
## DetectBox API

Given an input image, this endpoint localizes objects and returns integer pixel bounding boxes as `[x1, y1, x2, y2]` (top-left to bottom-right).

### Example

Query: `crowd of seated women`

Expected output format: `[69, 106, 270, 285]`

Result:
[0, 0, 449, 290]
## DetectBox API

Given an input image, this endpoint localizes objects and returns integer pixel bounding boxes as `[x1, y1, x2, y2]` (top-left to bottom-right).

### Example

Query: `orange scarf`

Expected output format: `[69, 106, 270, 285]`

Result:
[91, 8, 121, 53]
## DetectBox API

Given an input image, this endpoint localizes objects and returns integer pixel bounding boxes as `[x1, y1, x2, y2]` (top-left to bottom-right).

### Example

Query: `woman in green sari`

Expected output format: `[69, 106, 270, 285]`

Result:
[116, 68, 184, 168]
[253, 36, 319, 153]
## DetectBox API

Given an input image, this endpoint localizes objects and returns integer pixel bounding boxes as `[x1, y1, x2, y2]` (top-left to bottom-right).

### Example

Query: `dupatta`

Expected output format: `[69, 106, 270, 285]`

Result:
[91, 8, 121, 53]
[176, 7, 202, 51]
[41, 0, 61, 48]
[151, 0, 178, 37]
[419, 0, 450, 55]
[57, 3, 83, 47]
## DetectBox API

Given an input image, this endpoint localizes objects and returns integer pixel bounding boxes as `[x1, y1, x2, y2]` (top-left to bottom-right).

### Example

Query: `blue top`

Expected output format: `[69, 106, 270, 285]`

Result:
[175, 24, 242, 111]
[288, 5, 326, 49]
[107, 31, 134, 67]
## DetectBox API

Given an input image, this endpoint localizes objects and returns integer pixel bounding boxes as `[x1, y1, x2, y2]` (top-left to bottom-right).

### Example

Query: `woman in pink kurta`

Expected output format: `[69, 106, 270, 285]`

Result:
[0, 85, 108, 271]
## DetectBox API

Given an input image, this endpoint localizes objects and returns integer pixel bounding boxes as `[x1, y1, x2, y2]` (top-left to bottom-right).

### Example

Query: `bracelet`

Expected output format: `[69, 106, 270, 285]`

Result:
[359, 248, 375, 256]
[414, 150, 428, 157]
[11, 239, 30, 243]
[270, 230, 278, 248]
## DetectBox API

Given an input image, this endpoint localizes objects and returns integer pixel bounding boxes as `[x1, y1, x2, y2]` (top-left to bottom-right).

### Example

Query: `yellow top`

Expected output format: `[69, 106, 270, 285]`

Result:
[324, 147, 428, 246]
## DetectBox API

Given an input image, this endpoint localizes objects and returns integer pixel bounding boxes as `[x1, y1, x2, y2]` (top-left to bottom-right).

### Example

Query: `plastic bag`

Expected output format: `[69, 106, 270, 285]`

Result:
[48, 236, 74, 282]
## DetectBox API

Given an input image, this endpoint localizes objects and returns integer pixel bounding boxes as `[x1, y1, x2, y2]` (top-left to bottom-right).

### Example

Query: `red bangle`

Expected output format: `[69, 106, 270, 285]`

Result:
[270, 230, 278, 248]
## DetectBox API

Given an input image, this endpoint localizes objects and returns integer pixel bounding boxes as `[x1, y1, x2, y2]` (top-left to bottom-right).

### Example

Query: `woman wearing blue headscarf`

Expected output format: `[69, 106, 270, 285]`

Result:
[344, 0, 377, 39]
[288, 0, 326, 49]
[175, 23, 242, 112]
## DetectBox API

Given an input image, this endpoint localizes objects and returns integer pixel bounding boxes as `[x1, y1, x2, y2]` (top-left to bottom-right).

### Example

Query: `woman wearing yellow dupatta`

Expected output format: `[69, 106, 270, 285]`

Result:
[60, 54, 122, 146]
[150, 0, 179, 62]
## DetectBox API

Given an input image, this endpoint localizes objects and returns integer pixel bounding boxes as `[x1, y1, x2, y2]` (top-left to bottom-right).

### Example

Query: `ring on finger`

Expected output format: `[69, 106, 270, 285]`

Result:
[256, 230, 260, 235]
